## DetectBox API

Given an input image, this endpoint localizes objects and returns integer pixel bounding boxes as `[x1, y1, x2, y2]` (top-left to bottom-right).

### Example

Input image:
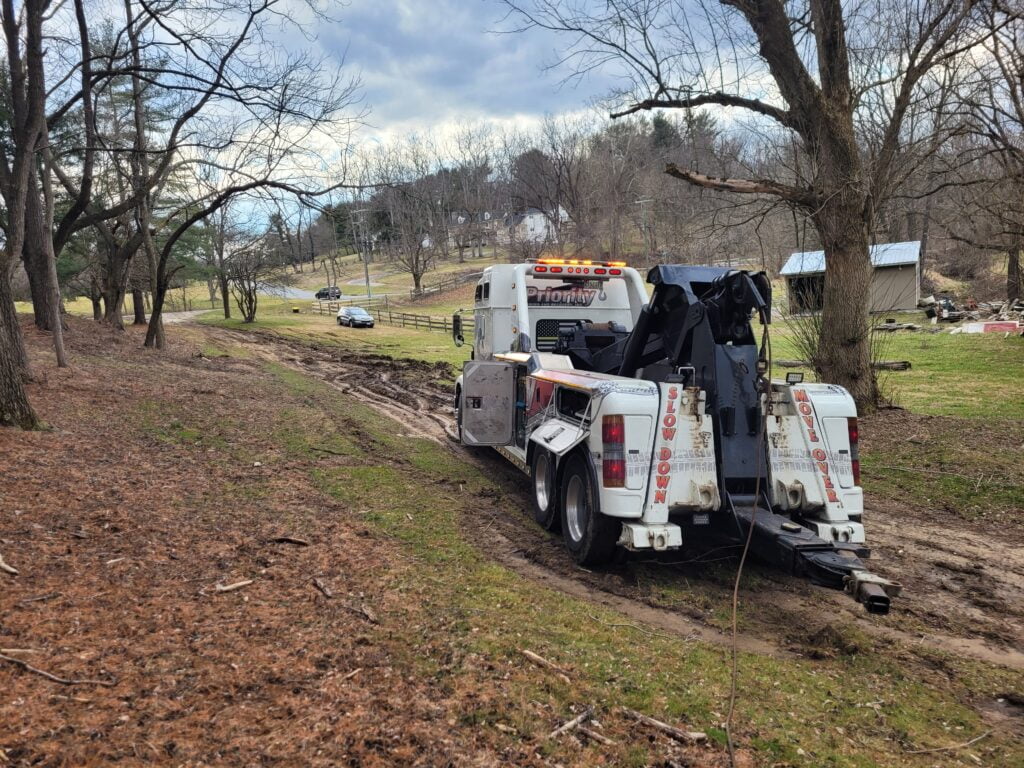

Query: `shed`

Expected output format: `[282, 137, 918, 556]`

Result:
[781, 241, 921, 313]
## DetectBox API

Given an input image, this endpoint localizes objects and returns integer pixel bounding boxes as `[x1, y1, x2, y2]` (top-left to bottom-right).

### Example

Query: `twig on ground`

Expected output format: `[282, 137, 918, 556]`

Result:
[311, 445, 348, 456]
[0, 653, 116, 687]
[312, 578, 333, 598]
[905, 731, 991, 755]
[620, 707, 706, 743]
[0, 554, 19, 575]
[341, 667, 362, 680]
[548, 707, 593, 739]
[214, 580, 254, 593]
[0, 648, 42, 654]
[579, 725, 616, 745]
[271, 536, 310, 547]
[587, 613, 675, 639]
[340, 601, 378, 624]
[18, 592, 60, 604]
[521, 649, 572, 684]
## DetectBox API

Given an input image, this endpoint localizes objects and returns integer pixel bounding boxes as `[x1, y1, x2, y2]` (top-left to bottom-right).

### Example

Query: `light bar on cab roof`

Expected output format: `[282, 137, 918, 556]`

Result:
[533, 257, 627, 268]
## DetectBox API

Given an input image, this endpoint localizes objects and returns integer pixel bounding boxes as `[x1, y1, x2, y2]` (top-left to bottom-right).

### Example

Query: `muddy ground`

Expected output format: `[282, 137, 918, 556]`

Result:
[202, 325, 1024, 672]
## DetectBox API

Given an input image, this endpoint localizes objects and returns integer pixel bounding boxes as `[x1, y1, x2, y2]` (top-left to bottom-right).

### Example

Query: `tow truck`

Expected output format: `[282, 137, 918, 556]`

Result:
[451, 258, 900, 614]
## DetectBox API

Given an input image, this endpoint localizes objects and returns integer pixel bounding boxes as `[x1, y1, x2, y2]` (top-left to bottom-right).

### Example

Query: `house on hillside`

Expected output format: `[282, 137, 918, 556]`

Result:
[500, 207, 570, 245]
[781, 241, 921, 313]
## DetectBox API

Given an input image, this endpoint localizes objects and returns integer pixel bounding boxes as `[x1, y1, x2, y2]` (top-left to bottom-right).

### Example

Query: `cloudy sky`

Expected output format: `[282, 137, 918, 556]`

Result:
[313, 0, 616, 140]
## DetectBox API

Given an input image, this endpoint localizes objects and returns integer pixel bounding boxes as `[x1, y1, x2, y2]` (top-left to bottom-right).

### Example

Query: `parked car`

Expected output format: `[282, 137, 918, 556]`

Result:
[337, 306, 375, 328]
[315, 286, 342, 300]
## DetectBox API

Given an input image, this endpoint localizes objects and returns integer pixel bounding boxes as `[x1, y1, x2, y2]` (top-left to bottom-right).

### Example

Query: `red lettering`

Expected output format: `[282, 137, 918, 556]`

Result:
[663, 413, 676, 428]
[662, 428, 676, 441]
[817, 461, 829, 475]
[659, 448, 672, 461]
[799, 403, 813, 416]
[823, 476, 834, 489]
[658, 461, 671, 474]
[812, 449, 827, 461]
[656, 475, 670, 489]
[794, 389, 809, 402]
[808, 429, 819, 442]
[654, 490, 666, 503]
[802, 415, 814, 428]
[666, 400, 676, 414]
[827, 490, 839, 503]
[668, 386, 679, 399]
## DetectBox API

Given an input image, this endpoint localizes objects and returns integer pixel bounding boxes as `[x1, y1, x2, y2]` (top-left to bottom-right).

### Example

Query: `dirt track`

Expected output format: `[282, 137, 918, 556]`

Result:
[202, 325, 1024, 677]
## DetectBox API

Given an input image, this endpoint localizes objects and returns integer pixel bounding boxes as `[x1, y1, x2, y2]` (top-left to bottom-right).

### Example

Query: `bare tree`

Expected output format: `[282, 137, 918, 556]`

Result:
[505, 0, 991, 407]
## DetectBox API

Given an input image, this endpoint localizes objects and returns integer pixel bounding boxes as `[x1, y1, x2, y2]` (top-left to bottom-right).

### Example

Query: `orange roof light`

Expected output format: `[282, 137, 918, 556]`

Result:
[534, 257, 626, 268]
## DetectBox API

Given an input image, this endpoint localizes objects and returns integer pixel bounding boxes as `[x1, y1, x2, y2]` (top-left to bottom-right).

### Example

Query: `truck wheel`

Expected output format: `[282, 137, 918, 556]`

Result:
[560, 452, 618, 566]
[530, 449, 560, 531]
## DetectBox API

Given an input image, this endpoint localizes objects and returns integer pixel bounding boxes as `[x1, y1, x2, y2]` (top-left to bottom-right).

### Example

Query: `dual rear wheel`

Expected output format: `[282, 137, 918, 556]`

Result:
[530, 449, 618, 566]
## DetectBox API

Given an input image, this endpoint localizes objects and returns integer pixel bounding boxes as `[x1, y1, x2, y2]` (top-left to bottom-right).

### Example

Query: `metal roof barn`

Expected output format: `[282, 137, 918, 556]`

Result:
[781, 241, 921, 313]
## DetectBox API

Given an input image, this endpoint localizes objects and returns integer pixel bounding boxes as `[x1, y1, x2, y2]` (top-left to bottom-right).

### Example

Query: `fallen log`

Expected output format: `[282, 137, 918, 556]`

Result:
[774, 359, 911, 371]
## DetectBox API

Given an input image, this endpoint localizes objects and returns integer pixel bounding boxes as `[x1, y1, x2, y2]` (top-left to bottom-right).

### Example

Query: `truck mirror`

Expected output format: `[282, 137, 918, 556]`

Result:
[452, 313, 464, 347]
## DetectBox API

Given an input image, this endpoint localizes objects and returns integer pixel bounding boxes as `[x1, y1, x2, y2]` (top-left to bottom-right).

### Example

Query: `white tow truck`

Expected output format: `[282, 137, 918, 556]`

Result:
[452, 259, 900, 613]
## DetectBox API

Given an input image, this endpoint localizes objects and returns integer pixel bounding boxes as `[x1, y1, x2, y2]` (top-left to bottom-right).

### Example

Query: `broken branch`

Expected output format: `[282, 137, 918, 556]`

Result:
[905, 731, 991, 755]
[0, 653, 116, 687]
[521, 649, 572, 684]
[548, 707, 593, 739]
[214, 579, 254, 593]
[579, 725, 616, 745]
[620, 707, 706, 743]
[312, 578, 333, 598]
[271, 536, 309, 547]
[0, 554, 19, 575]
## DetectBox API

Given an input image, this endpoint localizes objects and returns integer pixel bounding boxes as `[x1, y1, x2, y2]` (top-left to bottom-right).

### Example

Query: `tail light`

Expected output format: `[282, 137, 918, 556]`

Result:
[848, 417, 860, 485]
[602, 415, 626, 488]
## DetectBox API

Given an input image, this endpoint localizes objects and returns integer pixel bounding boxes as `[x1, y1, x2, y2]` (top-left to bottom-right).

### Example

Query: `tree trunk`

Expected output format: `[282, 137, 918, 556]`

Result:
[40, 154, 68, 367]
[22, 172, 58, 331]
[1009, 247, 1021, 302]
[812, 203, 877, 409]
[0, 270, 37, 428]
[219, 273, 231, 319]
[90, 275, 103, 321]
[102, 266, 129, 330]
[131, 288, 147, 324]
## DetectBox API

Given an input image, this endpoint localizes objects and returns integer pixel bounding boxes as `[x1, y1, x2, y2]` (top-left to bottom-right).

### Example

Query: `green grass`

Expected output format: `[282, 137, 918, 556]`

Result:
[259, 362, 1024, 768]
[200, 298, 471, 369]
[770, 320, 1024, 420]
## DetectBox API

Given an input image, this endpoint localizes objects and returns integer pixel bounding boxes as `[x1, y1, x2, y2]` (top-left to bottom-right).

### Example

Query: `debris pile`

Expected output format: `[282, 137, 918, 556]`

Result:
[919, 295, 1024, 334]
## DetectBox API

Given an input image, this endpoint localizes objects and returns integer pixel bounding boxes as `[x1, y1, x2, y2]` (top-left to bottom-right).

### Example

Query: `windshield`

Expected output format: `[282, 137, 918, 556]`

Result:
[349, 308, 370, 316]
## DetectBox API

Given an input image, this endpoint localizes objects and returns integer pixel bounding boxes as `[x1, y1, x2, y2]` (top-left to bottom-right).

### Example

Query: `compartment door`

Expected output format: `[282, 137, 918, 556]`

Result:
[460, 361, 515, 446]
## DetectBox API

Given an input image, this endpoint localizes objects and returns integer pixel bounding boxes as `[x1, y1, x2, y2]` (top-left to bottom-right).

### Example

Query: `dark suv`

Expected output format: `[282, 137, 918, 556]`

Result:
[315, 286, 342, 300]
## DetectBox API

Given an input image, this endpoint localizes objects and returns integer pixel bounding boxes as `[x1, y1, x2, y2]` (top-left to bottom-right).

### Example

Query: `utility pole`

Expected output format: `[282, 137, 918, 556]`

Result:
[635, 198, 653, 262]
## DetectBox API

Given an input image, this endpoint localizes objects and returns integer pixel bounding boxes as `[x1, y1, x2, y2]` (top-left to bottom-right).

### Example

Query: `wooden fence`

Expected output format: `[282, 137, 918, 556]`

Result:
[373, 309, 475, 335]
[309, 296, 391, 316]
[309, 294, 475, 336]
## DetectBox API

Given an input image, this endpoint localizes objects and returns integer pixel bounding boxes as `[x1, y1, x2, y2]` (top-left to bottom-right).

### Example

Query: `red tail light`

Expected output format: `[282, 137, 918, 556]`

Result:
[608, 268, 622, 276]
[534, 265, 548, 273]
[848, 417, 861, 485]
[602, 414, 626, 488]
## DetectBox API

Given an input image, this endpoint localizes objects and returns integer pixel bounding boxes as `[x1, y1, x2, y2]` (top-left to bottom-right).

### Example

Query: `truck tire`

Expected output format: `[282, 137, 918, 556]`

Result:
[560, 452, 618, 566]
[529, 449, 560, 531]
